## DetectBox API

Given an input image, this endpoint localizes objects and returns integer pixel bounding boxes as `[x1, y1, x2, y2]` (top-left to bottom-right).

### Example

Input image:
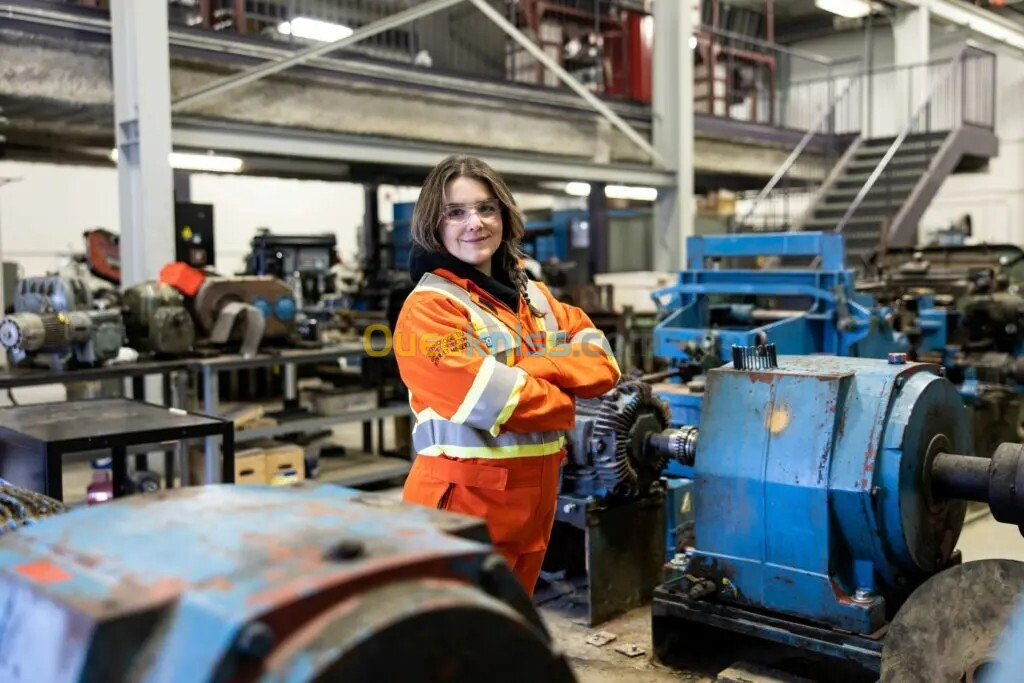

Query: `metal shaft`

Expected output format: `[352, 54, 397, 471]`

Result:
[930, 443, 1024, 529]
[931, 453, 990, 502]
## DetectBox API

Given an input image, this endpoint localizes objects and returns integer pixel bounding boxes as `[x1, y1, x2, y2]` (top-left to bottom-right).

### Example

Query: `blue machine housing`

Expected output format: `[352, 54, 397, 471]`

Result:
[0, 485, 568, 682]
[689, 356, 970, 634]
[652, 232, 906, 427]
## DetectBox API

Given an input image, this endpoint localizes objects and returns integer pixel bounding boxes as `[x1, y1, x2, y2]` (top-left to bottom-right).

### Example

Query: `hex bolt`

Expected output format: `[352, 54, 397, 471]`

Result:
[235, 621, 275, 659]
[325, 540, 365, 561]
[853, 588, 875, 604]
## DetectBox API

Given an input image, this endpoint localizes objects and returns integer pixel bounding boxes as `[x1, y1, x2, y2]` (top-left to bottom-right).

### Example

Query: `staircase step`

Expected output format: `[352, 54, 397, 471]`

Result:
[805, 215, 886, 229]
[813, 201, 900, 218]
[835, 170, 922, 188]
[857, 140, 945, 156]
[847, 154, 932, 170]
[824, 184, 916, 199]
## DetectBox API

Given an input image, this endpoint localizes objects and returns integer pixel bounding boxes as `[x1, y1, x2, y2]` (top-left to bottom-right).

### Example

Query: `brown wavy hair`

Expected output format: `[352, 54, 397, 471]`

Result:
[412, 155, 541, 316]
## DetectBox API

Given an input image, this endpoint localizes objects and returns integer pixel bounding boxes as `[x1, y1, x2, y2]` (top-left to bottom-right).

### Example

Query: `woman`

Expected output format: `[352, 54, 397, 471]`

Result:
[395, 155, 621, 595]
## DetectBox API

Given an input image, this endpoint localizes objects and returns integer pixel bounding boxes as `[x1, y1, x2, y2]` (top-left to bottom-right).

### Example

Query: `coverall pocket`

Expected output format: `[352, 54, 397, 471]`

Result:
[448, 483, 545, 554]
[401, 459, 457, 510]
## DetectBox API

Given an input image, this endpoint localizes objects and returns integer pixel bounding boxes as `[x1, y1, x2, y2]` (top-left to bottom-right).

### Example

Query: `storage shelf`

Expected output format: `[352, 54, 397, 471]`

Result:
[234, 404, 411, 443]
[316, 452, 412, 487]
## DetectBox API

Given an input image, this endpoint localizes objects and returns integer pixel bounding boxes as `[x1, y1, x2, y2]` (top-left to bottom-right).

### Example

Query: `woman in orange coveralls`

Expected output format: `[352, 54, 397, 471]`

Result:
[396, 155, 621, 595]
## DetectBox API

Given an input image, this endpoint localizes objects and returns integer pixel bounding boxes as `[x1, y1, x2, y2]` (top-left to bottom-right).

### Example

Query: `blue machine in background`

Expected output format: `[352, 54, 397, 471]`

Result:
[391, 201, 415, 271]
[652, 347, 1024, 679]
[651, 232, 906, 429]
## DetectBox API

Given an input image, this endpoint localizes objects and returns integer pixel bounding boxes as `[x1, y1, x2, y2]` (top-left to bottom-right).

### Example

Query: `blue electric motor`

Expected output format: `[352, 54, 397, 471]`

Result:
[653, 345, 1024, 674]
[0, 485, 574, 683]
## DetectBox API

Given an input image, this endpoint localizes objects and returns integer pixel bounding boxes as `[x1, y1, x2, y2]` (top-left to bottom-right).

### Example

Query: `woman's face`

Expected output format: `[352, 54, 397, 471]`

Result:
[441, 176, 503, 275]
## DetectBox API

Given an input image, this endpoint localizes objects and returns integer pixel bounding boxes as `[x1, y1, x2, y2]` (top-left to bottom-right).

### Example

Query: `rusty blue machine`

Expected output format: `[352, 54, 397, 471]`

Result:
[651, 232, 905, 430]
[0, 484, 575, 683]
[652, 345, 1024, 680]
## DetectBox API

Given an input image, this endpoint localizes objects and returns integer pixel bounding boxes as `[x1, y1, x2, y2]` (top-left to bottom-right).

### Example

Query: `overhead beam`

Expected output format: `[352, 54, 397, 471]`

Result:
[892, 0, 1024, 53]
[171, 121, 675, 187]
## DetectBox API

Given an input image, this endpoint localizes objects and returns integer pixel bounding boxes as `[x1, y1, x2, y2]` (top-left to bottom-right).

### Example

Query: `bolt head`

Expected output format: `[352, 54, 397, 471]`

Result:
[236, 621, 275, 658]
[325, 540, 365, 561]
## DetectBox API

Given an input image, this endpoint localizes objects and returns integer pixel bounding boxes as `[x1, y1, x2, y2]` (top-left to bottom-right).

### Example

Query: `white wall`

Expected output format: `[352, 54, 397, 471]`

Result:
[0, 162, 121, 278]
[922, 51, 1024, 244]
[189, 174, 364, 274]
[0, 160, 368, 279]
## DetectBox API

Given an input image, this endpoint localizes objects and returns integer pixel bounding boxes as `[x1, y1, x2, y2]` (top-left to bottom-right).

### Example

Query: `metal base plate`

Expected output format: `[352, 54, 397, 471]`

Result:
[541, 492, 666, 626]
[652, 586, 883, 682]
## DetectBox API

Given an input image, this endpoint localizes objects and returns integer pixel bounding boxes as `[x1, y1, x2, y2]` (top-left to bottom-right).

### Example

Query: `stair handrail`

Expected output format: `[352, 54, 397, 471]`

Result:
[834, 43, 972, 235]
[738, 74, 861, 229]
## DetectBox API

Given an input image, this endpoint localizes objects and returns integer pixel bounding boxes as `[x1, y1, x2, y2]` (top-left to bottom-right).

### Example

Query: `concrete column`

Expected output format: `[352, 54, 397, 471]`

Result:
[111, 4, 175, 287]
[653, 0, 695, 272]
[892, 1, 931, 125]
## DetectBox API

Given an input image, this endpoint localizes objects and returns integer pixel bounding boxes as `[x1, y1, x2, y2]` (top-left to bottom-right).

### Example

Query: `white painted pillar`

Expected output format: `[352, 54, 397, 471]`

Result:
[892, 0, 931, 130]
[652, 0, 696, 272]
[111, 4, 175, 287]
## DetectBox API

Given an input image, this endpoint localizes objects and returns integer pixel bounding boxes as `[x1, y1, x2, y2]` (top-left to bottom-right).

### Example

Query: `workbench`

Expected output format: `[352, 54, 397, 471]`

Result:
[0, 398, 233, 501]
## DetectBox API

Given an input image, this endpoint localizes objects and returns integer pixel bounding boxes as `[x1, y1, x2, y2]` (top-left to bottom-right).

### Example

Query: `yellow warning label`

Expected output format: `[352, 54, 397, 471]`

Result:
[682, 492, 692, 514]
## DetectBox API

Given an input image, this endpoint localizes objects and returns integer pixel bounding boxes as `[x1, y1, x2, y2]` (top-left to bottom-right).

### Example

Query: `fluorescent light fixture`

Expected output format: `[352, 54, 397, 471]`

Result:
[109, 149, 244, 173]
[814, 0, 872, 19]
[277, 17, 353, 43]
[565, 182, 592, 197]
[607, 185, 658, 201]
[563, 182, 658, 202]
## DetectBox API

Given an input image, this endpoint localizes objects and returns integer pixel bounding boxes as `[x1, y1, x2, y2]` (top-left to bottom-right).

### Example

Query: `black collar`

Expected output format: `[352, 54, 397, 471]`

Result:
[408, 243, 521, 312]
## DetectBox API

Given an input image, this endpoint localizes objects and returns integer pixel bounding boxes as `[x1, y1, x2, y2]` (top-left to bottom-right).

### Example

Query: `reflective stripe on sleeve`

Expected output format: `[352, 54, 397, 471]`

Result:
[450, 356, 524, 434]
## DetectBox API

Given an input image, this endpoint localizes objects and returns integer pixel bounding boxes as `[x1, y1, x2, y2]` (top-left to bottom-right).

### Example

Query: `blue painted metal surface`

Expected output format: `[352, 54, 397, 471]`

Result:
[689, 355, 969, 634]
[652, 233, 906, 426]
[0, 484, 561, 683]
[392, 201, 414, 270]
[663, 477, 694, 560]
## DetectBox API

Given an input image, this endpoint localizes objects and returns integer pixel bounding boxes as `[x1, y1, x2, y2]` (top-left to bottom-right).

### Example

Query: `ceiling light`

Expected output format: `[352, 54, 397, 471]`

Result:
[606, 185, 658, 201]
[109, 149, 244, 173]
[277, 17, 354, 43]
[814, 0, 872, 19]
[565, 182, 591, 197]
[563, 182, 658, 201]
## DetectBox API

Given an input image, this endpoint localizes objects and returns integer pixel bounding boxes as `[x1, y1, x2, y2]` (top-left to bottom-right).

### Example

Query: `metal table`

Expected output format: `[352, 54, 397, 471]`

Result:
[0, 398, 233, 501]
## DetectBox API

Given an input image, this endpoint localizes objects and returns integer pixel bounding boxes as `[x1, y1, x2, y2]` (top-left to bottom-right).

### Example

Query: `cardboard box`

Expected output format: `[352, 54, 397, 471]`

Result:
[234, 449, 269, 485]
[264, 444, 305, 487]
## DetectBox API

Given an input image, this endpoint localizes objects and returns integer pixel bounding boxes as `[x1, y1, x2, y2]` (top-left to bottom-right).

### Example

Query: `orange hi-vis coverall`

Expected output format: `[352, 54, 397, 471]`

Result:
[396, 267, 620, 594]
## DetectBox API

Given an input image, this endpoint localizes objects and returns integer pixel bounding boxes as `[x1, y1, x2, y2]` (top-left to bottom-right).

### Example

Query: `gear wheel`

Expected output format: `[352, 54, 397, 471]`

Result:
[590, 381, 673, 497]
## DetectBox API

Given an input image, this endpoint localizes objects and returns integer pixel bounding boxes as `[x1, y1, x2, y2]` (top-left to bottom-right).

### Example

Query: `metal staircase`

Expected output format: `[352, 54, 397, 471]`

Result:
[739, 43, 998, 269]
